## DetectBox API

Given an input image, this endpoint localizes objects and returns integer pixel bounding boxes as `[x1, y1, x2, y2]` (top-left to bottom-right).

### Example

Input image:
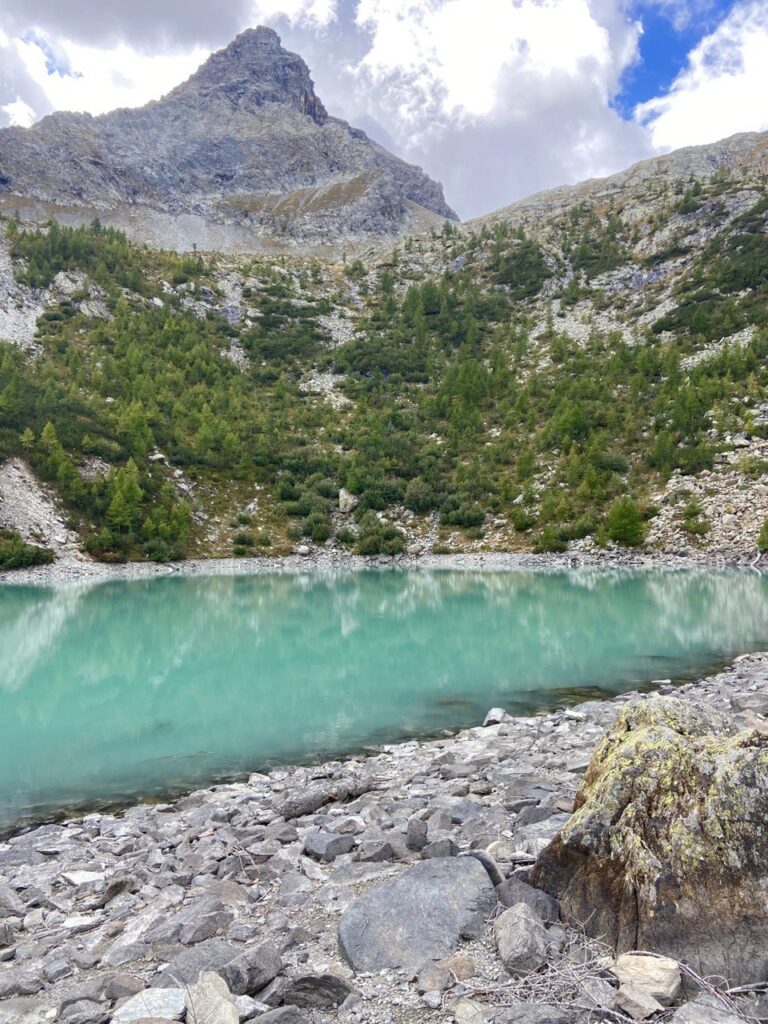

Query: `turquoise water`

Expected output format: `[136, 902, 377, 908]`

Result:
[1, 568, 768, 831]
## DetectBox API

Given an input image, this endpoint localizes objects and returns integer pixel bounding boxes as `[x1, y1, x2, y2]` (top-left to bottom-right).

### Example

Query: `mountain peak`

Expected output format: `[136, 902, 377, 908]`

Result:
[169, 24, 328, 125]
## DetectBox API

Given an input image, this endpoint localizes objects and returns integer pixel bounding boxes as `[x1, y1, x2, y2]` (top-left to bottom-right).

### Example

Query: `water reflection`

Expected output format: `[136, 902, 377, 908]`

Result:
[1, 569, 767, 830]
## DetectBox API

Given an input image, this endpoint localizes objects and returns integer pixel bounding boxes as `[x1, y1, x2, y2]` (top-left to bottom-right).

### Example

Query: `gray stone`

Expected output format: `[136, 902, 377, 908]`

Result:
[154, 937, 282, 995]
[43, 951, 75, 982]
[338, 856, 496, 972]
[59, 1001, 109, 1024]
[416, 962, 452, 994]
[103, 975, 147, 1002]
[0, 923, 14, 947]
[355, 840, 397, 862]
[219, 941, 284, 996]
[0, 883, 24, 918]
[111, 988, 187, 1022]
[483, 708, 508, 726]
[422, 839, 459, 859]
[671, 994, 745, 1024]
[405, 818, 428, 851]
[495, 1005, 579, 1023]
[730, 692, 768, 715]
[281, 973, 355, 1009]
[338, 489, 359, 514]
[253, 1009, 304, 1024]
[0, 966, 43, 998]
[304, 831, 355, 863]
[494, 904, 548, 975]
[186, 971, 239, 1024]
[496, 877, 560, 923]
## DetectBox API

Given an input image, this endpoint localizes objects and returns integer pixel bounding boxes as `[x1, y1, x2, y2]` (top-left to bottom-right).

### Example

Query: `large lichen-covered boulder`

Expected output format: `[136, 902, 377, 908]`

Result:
[531, 696, 768, 985]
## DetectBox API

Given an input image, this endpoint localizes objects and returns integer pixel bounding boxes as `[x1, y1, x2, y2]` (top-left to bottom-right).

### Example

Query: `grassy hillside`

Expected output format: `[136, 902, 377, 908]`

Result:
[1, 168, 767, 563]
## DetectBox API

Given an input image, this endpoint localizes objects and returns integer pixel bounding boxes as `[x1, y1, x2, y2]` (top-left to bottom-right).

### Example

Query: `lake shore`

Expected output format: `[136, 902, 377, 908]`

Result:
[1, 542, 765, 586]
[1, 652, 766, 1023]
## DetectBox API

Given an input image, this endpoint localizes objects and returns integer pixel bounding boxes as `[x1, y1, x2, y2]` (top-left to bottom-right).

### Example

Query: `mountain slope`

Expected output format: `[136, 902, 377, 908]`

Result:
[1, 130, 767, 567]
[0, 27, 455, 252]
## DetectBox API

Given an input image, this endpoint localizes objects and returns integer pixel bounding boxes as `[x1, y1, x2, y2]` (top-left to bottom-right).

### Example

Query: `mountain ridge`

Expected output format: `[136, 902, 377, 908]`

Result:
[0, 26, 455, 252]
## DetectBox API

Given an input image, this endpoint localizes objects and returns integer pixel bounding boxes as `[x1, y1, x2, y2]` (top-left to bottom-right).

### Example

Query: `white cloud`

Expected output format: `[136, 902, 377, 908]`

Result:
[636, 1, 768, 149]
[251, 0, 337, 25]
[13, 34, 208, 115]
[1, 96, 35, 126]
[355, 0, 624, 122]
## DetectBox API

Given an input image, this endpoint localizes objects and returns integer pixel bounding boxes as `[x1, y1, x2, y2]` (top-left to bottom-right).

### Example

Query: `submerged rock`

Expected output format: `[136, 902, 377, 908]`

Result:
[532, 696, 768, 985]
[338, 856, 496, 972]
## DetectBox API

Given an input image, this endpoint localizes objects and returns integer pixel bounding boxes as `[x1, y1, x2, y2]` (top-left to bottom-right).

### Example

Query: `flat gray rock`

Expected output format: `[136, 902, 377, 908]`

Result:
[338, 856, 496, 972]
[671, 994, 745, 1023]
[153, 937, 282, 996]
[111, 987, 186, 1022]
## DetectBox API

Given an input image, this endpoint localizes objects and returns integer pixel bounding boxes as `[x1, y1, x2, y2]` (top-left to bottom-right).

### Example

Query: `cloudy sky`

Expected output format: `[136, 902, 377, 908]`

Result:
[0, 0, 767, 218]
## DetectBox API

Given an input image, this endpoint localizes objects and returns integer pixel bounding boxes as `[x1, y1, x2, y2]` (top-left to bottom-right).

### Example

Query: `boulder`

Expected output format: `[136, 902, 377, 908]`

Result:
[111, 988, 187, 1022]
[253, 1009, 304, 1024]
[615, 983, 664, 1020]
[0, 967, 43, 998]
[0, 883, 24, 918]
[672, 994, 746, 1023]
[496, 877, 559, 923]
[494, 1005, 579, 1023]
[186, 971, 239, 1024]
[416, 962, 452, 993]
[338, 857, 496, 972]
[338, 489, 359, 513]
[493, 904, 548, 975]
[611, 953, 681, 1006]
[532, 697, 768, 985]
[483, 708, 508, 726]
[304, 831, 355, 863]
[153, 937, 282, 995]
[280, 973, 355, 1008]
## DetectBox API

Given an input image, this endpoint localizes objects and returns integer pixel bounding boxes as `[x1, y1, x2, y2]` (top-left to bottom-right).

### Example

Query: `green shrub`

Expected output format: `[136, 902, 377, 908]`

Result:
[533, 526, 568, 553]
[605, 496, 645, 546]
[440, 496, 485, 528]
[335, 526, 357, 546]
[0, 530, 55, 570]
[232, 531, 255, 547]
[758, 520, 768, 552]
[681, 498, 709, 535]
[404, 478, 437, 514]
[512, 508, 535, 532]
[302, 513, 331, 544]
[355, 513, 405, 556]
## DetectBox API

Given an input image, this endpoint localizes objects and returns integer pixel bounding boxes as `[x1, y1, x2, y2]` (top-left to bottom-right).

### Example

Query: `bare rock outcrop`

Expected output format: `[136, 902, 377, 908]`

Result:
[0, 27, 455, 250]
[532, 696, 768, 986]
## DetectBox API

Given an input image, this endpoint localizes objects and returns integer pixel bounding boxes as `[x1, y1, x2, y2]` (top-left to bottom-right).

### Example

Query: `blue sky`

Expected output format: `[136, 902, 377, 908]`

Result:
[618, 0, 736, 114]
[1, 0, 767, 217]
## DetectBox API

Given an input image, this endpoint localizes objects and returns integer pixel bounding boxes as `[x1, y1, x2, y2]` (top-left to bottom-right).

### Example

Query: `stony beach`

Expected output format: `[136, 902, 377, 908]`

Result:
[1, 545, 764, 588]
[1, 651, 768, 1024]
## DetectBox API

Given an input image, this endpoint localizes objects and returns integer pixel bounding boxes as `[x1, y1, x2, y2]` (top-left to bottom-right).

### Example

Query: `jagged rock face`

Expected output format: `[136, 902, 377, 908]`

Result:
[532, 696, 768, 986]
[0, 27, 455, 249]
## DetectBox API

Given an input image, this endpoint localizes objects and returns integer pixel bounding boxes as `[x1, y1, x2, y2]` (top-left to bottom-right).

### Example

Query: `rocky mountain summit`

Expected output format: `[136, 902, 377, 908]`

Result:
[0, 27, 455, 251]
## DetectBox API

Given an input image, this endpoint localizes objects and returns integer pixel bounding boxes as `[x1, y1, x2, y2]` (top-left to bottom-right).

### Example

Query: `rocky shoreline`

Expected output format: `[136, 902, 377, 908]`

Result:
[1, 545, 765, 587]
[2, 653, 768, 1024]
